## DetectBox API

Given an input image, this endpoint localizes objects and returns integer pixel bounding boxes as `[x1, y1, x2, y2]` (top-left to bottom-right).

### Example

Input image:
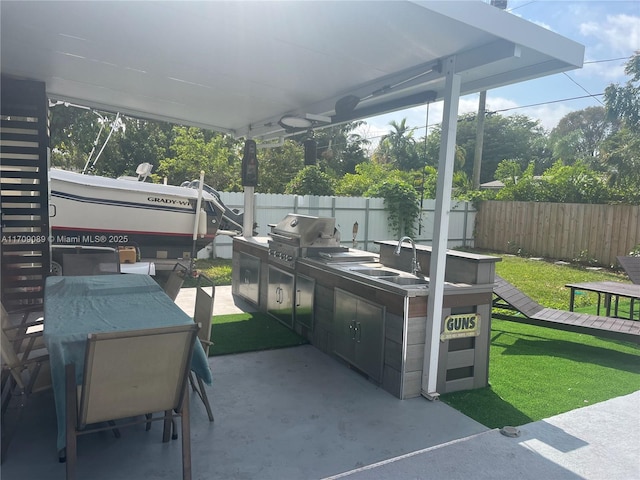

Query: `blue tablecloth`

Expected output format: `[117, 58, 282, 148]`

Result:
[44, 274, 212, 451]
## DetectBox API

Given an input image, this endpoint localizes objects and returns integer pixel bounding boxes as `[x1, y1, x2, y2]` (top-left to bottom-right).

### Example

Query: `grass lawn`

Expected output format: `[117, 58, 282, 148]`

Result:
[185, 258, 233, 287]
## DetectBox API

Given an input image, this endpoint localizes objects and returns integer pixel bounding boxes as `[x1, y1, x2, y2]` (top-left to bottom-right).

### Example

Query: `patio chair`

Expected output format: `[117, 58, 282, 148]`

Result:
[163, 262, 189, 301]
[65, 323, 199, 480]
[1, 320, 51, 462]
[62, 251, 121, 276]
[189, 275, 215, 422]
[0, 319, 51, 405]
[1, 303, 45, 356]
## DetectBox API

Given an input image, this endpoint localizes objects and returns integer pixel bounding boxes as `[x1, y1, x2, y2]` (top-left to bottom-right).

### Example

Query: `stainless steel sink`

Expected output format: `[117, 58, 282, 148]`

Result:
[382, 276, 428, 286]
[348, 268, 400, 277]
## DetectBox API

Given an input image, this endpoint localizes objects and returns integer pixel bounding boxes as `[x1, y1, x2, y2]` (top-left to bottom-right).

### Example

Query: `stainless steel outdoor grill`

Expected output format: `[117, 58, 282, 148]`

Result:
[267, 214, 347, 269]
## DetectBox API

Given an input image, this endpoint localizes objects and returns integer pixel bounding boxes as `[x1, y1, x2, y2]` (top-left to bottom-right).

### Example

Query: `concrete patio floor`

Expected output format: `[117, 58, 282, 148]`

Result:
[2, 286, 638, 479]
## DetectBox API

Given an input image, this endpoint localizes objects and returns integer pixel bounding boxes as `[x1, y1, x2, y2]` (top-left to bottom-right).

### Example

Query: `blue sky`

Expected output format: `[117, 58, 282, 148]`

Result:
[359, 0, 640, 147]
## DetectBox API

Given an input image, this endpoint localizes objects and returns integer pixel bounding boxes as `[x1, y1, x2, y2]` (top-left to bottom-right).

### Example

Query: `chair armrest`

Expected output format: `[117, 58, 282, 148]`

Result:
[3, 322, 44, 333]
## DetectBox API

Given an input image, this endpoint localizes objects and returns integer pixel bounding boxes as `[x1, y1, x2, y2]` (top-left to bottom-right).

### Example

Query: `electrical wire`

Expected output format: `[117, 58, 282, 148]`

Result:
[488, 93, 604, 115]
[562, 73, 604, 106]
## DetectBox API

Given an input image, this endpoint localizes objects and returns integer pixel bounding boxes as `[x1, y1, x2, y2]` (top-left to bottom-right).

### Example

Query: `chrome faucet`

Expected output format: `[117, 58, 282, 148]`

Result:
[394, 236, 420, 275]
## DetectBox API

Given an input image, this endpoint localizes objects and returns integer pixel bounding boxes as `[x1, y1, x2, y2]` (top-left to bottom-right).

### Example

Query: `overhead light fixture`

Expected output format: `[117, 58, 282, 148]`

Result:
[279, 115, 313, 129]
[278, 113, 331, 132]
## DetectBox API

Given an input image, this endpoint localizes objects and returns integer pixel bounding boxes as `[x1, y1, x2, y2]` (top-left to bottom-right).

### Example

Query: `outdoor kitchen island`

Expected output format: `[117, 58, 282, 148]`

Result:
[232, 217, 500, 399]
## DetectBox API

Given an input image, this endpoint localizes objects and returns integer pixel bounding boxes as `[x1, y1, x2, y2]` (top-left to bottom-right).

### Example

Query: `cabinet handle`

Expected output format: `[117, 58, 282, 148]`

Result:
[349, 320, 357, 340]
[296, 289, 301, 307]
[356, 321, 362, 343]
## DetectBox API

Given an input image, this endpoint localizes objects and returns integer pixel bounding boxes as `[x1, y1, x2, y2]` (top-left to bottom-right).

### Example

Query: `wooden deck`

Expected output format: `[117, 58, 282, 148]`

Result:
[493, 275, 640, 344]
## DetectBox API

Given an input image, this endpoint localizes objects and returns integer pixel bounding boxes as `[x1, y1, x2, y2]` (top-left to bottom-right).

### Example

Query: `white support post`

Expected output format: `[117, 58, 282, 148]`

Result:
[243, 186, 255, 238]
[191, 170, 205, 263]
[421, 56, 461, 400]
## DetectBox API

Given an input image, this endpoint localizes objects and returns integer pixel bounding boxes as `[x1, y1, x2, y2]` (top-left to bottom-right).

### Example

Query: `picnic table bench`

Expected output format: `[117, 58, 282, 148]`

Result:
[566, 281, 640, 321]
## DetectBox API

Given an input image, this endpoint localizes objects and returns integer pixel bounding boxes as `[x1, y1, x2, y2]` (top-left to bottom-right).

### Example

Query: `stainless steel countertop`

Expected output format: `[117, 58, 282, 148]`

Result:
[299, 257, 495, 298]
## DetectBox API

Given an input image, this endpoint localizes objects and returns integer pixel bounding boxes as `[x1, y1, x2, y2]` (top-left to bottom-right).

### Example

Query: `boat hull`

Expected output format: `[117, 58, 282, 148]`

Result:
[50, 169, 224, 260]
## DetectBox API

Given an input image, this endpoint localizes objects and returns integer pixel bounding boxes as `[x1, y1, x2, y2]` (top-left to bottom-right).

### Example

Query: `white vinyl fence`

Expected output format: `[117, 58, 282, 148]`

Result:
[204, 193, 476, 259]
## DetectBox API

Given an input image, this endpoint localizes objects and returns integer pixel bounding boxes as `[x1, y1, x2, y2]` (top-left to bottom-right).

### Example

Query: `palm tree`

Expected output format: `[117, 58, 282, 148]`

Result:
[377, 118, 420, 170]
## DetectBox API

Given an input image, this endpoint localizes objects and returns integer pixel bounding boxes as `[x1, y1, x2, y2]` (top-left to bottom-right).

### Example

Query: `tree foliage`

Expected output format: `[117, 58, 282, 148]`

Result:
[335, 161, 414, 197]
[50, 106, 125, 173]
[494, 159, 522, 186]
[285, 166, 335, 195]
[367, 180, 420, 237]
[155, 126, 242, 191]
[421, 113, 549, 184]
[310, 122, 370, 176]
[374, 118, 422, 171]
[604, 51, 640, 131]
[255, 140, 304, 193]
[548, 106, 618, 166]
[496, 160, 610, 204]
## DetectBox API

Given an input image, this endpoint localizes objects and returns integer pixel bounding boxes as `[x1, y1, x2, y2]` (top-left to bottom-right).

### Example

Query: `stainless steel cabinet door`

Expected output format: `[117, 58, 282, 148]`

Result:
[237, 252, 260, 305]
[353, 296, 385, 382]
[333, 288, 385, 382]
[295, 274, 315, 329]
[267, 265, 294, 328]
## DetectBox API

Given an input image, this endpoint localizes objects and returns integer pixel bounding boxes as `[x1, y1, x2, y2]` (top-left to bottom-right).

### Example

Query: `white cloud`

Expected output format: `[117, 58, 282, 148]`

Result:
[485, 95, 573, 131]
[516, 103, 575, 131]
[580, 14, 640, 54]
[578, 59, 627, 82]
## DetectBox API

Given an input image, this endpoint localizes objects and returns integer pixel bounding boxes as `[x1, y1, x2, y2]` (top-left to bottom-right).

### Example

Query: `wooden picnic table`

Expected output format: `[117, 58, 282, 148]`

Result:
[566, 281, 640, 321]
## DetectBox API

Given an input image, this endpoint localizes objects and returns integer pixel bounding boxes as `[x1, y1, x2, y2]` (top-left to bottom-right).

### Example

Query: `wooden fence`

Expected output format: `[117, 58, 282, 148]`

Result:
[475, 201, 640, 267]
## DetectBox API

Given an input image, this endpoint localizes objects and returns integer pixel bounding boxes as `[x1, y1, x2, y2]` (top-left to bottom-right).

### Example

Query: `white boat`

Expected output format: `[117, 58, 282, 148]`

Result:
[49, 168, 243, 263]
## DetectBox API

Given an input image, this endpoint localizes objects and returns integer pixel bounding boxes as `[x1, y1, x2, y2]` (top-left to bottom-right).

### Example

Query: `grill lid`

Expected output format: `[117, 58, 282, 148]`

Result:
[270, 214, 338, 247]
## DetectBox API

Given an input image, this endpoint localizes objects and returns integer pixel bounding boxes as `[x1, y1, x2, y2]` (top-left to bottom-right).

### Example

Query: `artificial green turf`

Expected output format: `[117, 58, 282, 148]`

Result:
[441, 319, 640, 429]
[442, 254, 640, 428]
[208, 312, 308, 356]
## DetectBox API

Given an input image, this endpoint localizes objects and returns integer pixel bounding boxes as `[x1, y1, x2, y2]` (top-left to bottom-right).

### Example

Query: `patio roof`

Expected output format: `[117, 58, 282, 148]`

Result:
[0, 1, 583, 140]
[0, 0, 585, 401]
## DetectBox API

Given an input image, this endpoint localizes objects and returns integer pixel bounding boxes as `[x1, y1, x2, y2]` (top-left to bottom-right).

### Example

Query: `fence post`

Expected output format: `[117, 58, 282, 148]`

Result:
[462, 201, 469, 247]
[364, 198, 370, 251]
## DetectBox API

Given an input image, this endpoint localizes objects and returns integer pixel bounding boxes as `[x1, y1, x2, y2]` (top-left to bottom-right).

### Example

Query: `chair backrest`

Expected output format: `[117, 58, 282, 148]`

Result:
[1, 302, 44, 355]
[1, 320, 50, 394]
[78, 323, 199, 429]
[617, 256, 640, 285]
[62, 252, 121, 276]
[1, 325, 25, 388]
[194, 286, 214, 355]
[1, 303, 12, 332]
[163, 263, 188, 301]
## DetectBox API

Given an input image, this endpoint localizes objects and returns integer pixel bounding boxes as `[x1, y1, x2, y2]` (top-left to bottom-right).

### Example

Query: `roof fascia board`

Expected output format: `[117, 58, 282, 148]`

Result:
[459, 59, 581, 96]
[416, 1, 584, 68]
[454, 40, 521, 75]
[47, 93, 237, 136]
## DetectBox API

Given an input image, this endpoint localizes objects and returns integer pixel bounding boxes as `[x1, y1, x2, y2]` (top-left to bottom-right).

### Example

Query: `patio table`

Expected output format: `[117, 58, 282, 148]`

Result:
[566, 281, 640, 320]
[44, 274, 212, 455]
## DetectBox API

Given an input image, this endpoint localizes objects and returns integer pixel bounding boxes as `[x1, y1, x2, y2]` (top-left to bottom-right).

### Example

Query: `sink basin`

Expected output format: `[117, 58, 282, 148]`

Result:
[382, 276, 428, 286]
[348, 268, 400, 277]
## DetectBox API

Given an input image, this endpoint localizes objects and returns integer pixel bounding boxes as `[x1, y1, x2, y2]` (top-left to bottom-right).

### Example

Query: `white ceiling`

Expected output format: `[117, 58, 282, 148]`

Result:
[1, 1, 584, 140]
